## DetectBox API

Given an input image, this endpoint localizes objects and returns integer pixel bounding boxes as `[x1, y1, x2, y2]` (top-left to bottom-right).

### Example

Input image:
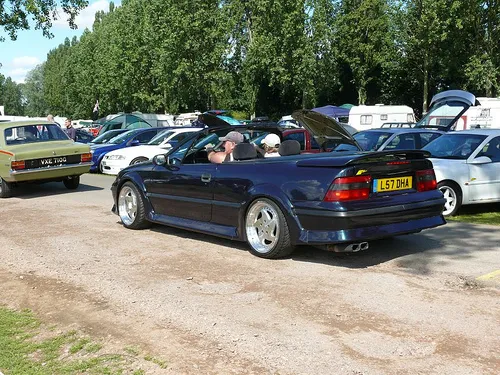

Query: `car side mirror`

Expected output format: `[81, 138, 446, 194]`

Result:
[130, 140, 140, 146]
[469, 156, 492, 165]
[168, 156, 181, 166]
[152, 154, 166, 166]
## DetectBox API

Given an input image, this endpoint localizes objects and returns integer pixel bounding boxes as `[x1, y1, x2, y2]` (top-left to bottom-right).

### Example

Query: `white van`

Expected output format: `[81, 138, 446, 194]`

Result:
[348, 104, 415, 131]
[455, 97, 500, 130]
[415, 90, 500, 131]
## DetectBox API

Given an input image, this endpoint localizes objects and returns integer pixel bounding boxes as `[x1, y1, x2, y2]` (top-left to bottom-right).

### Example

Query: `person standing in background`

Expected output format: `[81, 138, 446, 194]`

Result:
[47, 114, 54, 122]
[64, 118, 76, 141]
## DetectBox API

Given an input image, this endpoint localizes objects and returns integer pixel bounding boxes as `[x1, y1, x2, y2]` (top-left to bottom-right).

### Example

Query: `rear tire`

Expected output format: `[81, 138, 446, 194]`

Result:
[0, 177, 13, 198]
[117, 182, 151, 229]
[63, 176, 80, 190]
[438, 181, 462, 216]
[245, 198, 295, 259]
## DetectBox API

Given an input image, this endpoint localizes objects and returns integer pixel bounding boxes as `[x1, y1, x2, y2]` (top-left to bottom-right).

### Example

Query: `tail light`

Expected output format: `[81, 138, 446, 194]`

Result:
[324, 175, 372, 202]
[81, 153, 92, 163]
[416, 169, 437, 192]
[11, 160, 25, 170]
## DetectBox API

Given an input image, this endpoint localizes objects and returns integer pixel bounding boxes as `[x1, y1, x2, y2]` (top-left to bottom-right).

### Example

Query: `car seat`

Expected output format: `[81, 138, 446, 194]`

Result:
[396, 137, 415, 149]
[486, 140, 500, 162]
[233, 143, 258, 161]
[278, 140, 301, 156]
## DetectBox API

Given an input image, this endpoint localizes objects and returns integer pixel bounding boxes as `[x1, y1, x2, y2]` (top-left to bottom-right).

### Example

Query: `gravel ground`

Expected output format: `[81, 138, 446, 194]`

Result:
[0, 179, 499, 374]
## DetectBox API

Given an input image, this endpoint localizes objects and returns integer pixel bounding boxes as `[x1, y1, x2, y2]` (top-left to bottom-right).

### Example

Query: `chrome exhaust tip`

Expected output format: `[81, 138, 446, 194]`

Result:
[326, 242, 370, 253]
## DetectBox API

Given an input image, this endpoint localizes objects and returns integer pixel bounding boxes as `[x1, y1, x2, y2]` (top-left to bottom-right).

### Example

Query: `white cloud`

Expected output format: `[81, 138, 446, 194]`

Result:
[3, 56, 41, 83]
[6, 69, 29, 83]
[53, 0, 114, 30]
[11, 56, 41, 68]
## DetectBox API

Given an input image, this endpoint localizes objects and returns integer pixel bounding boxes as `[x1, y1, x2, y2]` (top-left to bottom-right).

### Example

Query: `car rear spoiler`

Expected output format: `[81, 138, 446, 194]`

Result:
[296, 150, 431, 167]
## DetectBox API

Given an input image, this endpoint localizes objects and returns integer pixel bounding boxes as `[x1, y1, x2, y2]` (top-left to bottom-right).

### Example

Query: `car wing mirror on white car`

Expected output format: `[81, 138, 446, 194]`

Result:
[468, 156, 492, 165]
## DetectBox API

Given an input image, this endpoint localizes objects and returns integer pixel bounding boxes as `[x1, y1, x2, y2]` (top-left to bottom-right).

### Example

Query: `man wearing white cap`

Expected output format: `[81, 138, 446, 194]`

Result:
[261, 133, 281, 157]
[208, 130, 244, 163]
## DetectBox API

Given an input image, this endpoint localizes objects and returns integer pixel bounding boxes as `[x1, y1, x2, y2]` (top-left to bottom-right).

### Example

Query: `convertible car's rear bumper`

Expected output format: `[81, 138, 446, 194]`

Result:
[294, 198, 446, 244]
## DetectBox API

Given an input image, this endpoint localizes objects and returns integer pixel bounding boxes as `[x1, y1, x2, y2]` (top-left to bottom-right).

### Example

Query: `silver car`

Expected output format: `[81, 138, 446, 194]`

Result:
[422, 129, 500, 215]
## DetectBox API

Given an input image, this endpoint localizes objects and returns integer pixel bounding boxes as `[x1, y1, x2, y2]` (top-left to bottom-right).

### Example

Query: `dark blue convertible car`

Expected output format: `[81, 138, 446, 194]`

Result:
[111, 112, 446, 259]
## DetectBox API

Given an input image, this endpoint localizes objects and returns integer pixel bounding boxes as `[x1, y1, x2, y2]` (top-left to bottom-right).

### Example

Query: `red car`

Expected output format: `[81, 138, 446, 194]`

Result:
[282, 123, 358, 153]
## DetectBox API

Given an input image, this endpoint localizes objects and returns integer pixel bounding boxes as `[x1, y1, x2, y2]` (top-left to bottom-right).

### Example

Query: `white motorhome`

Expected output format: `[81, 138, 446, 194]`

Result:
[348, 104, 415, 131]
[174, 111, 201, 126]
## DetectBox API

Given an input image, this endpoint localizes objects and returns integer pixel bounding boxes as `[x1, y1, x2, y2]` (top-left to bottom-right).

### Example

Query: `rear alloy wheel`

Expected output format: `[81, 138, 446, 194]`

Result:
[63, 176, 80, 190]
[117, 182, 151, 229]
[245, 198, 294, 259]
[130, 157, 149, 165]
[438, 181, 462, 216]
[0, 177, 13, 198]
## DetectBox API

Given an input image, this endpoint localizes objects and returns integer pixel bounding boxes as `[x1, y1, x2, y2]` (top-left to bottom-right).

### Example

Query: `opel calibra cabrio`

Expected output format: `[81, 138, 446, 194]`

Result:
[111, 111, 446, 259]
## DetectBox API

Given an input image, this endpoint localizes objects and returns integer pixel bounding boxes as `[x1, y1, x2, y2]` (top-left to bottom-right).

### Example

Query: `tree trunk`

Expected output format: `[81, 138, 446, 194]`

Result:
[422, 54, 429, 113]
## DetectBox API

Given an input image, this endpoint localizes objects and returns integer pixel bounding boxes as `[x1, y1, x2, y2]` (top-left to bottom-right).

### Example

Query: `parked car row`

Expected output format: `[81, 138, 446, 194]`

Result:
[1, 90, 499, 260]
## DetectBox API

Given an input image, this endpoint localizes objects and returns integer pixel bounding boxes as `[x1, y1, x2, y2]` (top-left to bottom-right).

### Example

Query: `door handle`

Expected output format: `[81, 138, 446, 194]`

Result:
[201, 173, 211, 183]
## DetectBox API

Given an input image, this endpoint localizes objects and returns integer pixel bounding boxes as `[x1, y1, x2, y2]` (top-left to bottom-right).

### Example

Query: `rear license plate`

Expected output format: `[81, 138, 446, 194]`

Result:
[373, 176, 412, 192]
[40, 157, 67, 166]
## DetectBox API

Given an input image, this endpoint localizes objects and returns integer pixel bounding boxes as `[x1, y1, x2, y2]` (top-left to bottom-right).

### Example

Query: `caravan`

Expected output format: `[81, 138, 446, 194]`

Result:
[348, 104, 415, 131]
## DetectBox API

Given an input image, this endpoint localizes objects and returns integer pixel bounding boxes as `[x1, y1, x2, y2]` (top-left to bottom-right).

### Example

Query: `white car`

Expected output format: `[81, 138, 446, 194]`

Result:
[422, 129, 500, 215]
[101, 128, 198, 175]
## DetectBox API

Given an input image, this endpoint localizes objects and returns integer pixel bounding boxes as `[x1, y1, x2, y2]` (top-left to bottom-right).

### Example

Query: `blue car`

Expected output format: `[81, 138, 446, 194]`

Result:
[111, 112, 446, 259]
[334, 128, 445, 152]
[90, 127, 168, 172]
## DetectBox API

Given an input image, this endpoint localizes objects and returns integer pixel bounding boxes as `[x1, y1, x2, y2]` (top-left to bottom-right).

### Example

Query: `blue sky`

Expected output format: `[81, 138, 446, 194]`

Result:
[0, 0, 121, 83]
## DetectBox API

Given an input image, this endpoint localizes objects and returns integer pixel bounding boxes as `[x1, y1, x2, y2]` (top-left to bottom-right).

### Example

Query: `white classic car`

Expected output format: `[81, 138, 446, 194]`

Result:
[422, 129, 500, 215]
[101, 128, 199, 175]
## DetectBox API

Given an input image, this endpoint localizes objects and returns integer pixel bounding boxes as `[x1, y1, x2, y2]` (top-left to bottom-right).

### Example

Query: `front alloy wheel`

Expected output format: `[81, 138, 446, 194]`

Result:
[117, 182, 150, 229]
[245, 198, 294, 259]
[438, 182, 461, 216]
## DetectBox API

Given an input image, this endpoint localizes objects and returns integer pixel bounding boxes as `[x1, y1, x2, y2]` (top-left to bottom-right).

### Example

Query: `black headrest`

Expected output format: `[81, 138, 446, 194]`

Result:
[279, 140, 301, 156]
[233, 143, 258, 161]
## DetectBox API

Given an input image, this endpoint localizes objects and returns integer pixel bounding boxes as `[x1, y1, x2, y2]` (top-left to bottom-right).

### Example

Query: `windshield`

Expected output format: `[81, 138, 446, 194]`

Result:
[4, 124, 69, 145]
[91, 130, 126, 144]
[148, 130, 176, 145]
[422, 133, 486, 159]
[108, 130, 140, 144]
[415, 100, 469, 130]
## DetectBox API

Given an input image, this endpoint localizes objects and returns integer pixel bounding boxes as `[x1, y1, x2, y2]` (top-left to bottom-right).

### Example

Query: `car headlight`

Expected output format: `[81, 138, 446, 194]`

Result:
[106, 155, 125, 160]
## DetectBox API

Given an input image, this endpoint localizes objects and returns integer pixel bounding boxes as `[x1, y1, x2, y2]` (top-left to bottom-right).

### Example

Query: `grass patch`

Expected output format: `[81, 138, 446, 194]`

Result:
[448, 203, 500, 225]
[144, 355, 168, 369]
[0, 306, 161, 375]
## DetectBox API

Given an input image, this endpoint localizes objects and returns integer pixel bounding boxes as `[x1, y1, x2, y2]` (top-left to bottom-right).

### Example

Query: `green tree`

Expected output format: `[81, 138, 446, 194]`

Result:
[335, 0, 393, 105]
[0, 0, 89, 41]
[1, 77, 24, 115]
[22, 63, 47, 116]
